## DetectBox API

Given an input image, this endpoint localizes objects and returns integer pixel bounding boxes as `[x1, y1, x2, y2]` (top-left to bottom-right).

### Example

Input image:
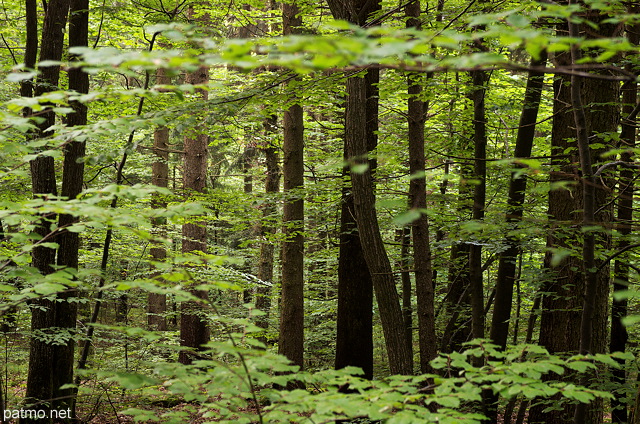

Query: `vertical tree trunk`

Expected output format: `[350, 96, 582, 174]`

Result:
[610, 11, 638, 423]
[24, 1, 71, 421]
[179, 65, 210, 365]
[397, 228, 413, 361]
[533, 6, 620, 424]
[255, 115, 279, 344]
[529, 34, 580, 424]
[469, 67, 488, 344]
[20, 0, 37, 100]
[148, 68, 170, 331]
[335, 63, 378, 380]
[406, 0, 437, 375]
[335, 140, 374, 379]
[52, 0, 89, 418]
[278, 0, 305, 369]
[242, 144, 256, 304]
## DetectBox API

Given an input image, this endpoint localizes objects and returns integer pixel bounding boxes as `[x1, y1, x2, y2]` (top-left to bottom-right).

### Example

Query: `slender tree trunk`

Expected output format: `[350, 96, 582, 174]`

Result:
[327, 0, 411, 376]
[179, 65, 210, 365]
[469, 67, 488, 344]
[610, 11, 638, 423]
[255, 115, 279, 344]
[278, 0, 305, 370]
[51, 0, 89, 418]
[20, 0, 37, 100]
[148, 70, 170, 331]
[406, 0, 436, 374]
[490, 52, 547, 350]
[530, 34, 580, 424]
[487, 51, 547, 424]
[397, 228, 413, 361]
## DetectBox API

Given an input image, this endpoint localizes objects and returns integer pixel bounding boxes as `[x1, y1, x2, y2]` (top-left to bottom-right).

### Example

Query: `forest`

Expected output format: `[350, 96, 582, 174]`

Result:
[0, 0, 639, 422]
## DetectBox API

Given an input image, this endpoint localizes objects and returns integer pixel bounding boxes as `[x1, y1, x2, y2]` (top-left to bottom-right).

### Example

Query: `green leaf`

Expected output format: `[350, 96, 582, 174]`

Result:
[393, 209, 421, 226]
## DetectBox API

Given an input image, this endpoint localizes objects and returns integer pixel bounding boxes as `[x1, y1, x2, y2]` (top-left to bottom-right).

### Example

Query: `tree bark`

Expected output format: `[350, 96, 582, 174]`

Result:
[335, 144, 374, 379]
[25, 1, 71, 421]
[490, 51, 547, 351]
[148, 70, 170, 332]
[51, 0, 89, 418]
[346, 75, 413, 375]
[609, 10, 638, 423]
[406, 0, 436, 374]
[278, 0, 305, 370]
[469, 67, 488, 345]
[179, 65, 210, 365]
[533, 6, 620, 424]
[255, 115, 279, 344]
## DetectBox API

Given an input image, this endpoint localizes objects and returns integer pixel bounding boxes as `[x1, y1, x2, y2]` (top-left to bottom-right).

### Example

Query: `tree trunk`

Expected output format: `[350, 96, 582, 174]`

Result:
[469, 67, 488, 345]
[179, 65, 210, 365]
[406, 0, 437, 375]
[278, 0, 305, 370]
[490, 51, 547, 350]
[25, 1, 71, 421]
[335, 66, 378, 381]
[610, 11, 638, 423]
[533, 7, 620, 424]
[327, 0, 411, 376]
[255, 115, 279, 344]
[346, 75, 413, 375]
[148, 68, 170, 332]
[52, 0, 89, 418]
[335, 151, 374, 379]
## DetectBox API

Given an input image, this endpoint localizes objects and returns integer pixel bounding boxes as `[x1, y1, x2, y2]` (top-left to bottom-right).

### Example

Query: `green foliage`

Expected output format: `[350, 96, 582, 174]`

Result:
[1, 0, 639, 421]
[106, 337, 621, 423]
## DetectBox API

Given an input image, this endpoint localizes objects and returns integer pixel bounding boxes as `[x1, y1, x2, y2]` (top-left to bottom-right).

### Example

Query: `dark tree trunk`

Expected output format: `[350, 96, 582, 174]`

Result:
[533, 8, 620, 424]
[278, 0, 305, 370]
[610, 12, 638, 423]
[327, 0, 411, 376]
[406, 0, 437, 375]
[397, 228, 413, 361]
[25, 1, 71, 421]
[335, 160, 374, 379]
[346, 75, 413, 375]
[51, 0, 89, 418]
[179, 65, 210, 365]
[490, 52, 547, 350]
[529, 40, 580, 424]
[20, 0, 38, 100]
[469, 67, 488, 344]
[335, 65, 378, 380]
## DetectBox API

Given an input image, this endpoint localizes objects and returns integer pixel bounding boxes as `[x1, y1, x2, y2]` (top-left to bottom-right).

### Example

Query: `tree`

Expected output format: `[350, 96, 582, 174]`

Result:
[278, 0, 305, 370]
[148, 68, 171, 332]
[255, 114, 280, 343]
[327, 0, 412, 376]
[179, 64, 210, 365]
[24, 1, 79, 421]
[405, 0, 436, 374]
